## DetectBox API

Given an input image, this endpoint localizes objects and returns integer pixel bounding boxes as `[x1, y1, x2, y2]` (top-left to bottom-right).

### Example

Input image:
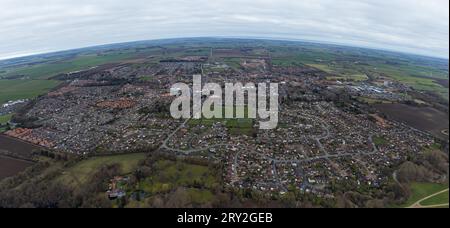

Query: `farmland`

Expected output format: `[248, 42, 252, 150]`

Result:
[307, 63, 369, 82]
[375, 104, 449, 140]
[0, 38, 447, 208]
[269, 43, 449, 99]
[0, 135, 42, 159]
[0, 51, 141, 106]
[0, 79, 60, 105]
[0, 52, 138, 80]
[0, 156, 34, 180]
[0, 134, 38, 180]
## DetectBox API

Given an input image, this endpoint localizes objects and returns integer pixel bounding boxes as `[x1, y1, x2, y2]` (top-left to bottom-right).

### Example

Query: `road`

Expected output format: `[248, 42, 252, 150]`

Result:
[159, 99, 381, 190]
[159, 118, 231, 155]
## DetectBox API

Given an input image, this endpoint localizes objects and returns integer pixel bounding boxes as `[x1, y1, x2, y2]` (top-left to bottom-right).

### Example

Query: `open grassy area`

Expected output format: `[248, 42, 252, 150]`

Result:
[58, 153, 146, 188]
[357, 97, 394, 105]
[187, 106, 255, 136]
[373, 136, 388, 146]
[326, 74, 369, 82]
[272, 58, 302, 67]
[138, 159, 219, 196]
[0, 53, 137, 80]
[139, 75, 153, 81]
[0, 79, 61, 105]
[0, 114, 12, 133]
[401, 182, 449, 207]
[90, 156, 220, 208]
[373, 65, 449, 99]
[188, 118, 254, 136]
[275, 46, 449, 99]
[307, 63, 335, 73]
[375, 64, 447, 99]
[0, 50, 142, 107]
[307, 63, 369, 82]
[420, 190, 449, 206]
[0, 113, 13, 124]
[223, 57, 242, 69]
[188, 118, 229, 127]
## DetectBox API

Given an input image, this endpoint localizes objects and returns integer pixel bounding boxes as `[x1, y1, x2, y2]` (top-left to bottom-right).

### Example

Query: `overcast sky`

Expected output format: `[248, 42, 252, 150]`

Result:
[0, 0, 448, 60]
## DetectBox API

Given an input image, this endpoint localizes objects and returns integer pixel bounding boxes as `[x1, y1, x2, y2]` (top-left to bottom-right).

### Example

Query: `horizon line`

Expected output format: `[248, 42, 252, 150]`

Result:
[0, 36, 448, 62]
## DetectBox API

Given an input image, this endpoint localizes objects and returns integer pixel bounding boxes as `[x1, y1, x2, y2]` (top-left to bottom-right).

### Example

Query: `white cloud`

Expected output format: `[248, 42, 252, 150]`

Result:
[0, 0, 448, 59]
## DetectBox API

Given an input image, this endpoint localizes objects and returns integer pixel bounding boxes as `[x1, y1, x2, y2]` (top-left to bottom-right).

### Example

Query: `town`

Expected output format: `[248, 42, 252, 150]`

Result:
[1, 43, 446, 202]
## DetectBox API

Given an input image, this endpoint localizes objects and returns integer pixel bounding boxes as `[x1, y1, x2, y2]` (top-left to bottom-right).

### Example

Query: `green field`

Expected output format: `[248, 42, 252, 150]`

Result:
[372, 64, 449, 99]
[1, 39, 447, 104]
[307, 63, 369, 82]
[373, 136, 388, 146]
[0, 113, 13, 124]
[139, 75, 153, 81]
[138, 159, 218, 195]
[58, 153, 146, 188]
[0, 51, 139, 105]
[188, 118, 254, 136]
[401, 182, 449, 207]
[0, 53, 137, 80]
[420, 190, 449, 206]
[269, 43, 448, 99]
[121, 157, 220, 208]
[0, 114, 12, 132]
[188, 106, 255, 135]
[153, 159, 215, 187]
[0, 79, 61, 105]
[223, 57, 242, 69]
[0, 126, 7, 133]
[357, 97, 394, 104]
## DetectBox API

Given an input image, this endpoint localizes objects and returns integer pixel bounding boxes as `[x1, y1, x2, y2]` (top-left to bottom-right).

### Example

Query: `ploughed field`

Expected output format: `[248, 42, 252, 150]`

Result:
[375, 104, 449, 140]
[0, 135, 40, 179]
[0, 135, 41, 159]
[0, 156, 33, 180]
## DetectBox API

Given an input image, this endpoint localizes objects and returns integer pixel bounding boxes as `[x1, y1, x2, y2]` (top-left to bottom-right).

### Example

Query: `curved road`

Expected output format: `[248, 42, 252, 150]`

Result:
[160, 119, 230, 154]
[160, 110, 380, 191]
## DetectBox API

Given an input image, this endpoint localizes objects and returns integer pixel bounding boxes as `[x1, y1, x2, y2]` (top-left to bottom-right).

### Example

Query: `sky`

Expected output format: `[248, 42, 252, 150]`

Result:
[0, 0, 449, 60]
